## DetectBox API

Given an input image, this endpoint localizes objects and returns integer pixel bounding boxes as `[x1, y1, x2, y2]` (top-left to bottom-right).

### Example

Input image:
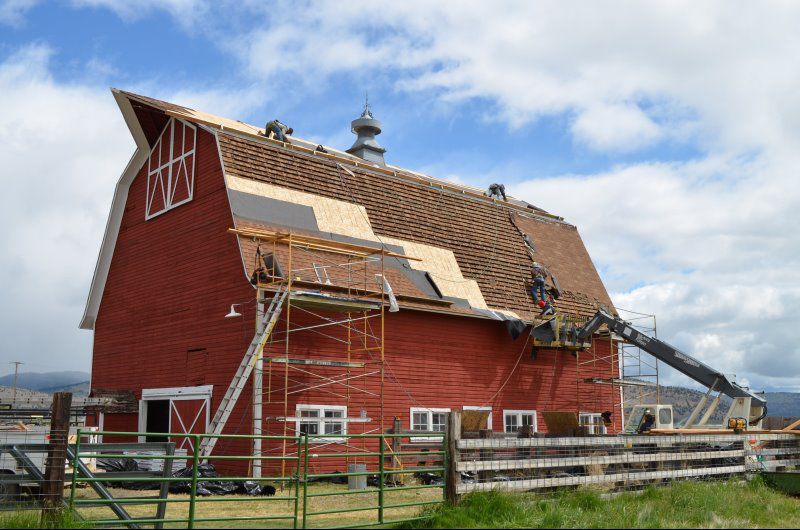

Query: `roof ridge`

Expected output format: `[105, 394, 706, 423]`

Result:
[115, 88, 560, 220]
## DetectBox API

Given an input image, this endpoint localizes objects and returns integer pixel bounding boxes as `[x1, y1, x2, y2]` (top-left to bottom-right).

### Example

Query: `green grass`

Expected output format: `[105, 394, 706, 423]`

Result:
[404, 477, 800, 528]
[0, 509, 88, 529]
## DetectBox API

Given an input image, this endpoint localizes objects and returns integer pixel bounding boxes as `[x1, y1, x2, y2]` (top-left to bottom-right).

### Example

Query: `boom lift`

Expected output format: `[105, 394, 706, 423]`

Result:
[532, 309, 767, 432]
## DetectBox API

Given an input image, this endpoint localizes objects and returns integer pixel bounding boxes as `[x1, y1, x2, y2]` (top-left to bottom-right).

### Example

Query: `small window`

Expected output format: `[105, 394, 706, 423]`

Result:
[579, 412, 607, 435]
[410, 407, 450, 442]
[296, 405, 347, 442]
[658, 408, 672, 426]
[503, 410, 537, 434]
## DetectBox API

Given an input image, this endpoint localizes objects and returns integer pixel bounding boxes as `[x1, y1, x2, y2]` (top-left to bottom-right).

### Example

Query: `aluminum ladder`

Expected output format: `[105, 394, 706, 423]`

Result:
[198, 286, 289, 458]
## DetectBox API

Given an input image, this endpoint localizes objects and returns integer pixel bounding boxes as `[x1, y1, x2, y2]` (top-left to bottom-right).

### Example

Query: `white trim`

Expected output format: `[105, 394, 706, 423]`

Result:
[503, 409, 538, 434]
[145, 117, 197, 220]
[410, 407, 450, 442]
[80, 90, 150, 330]
[138, 385, 213, 443]
[142, 385, 213, 401]
[463, 406, 493, 430]
[295, 404, 348, 443]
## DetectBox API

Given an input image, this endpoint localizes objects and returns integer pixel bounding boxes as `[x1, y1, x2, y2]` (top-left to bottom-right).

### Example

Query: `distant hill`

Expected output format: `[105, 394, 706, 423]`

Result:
[0, 371, 89, 392]
[624, 384, 800, 424]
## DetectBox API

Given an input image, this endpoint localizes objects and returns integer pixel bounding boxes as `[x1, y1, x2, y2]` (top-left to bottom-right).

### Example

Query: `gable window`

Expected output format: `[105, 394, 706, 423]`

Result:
[579, 412, 607, 435]
[504, 410, 537, 433]
[146, 117, 196, 219]
[296, 405, 347, 442]
[410, 407, 449, 442]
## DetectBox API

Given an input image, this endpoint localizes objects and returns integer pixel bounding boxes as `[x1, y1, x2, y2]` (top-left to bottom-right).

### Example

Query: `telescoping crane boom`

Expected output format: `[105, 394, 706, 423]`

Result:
[533, 308, 767, 430]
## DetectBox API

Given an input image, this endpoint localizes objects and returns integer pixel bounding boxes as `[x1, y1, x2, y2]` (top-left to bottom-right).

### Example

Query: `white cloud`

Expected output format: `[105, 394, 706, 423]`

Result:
[0, 44, 266, 373]
[70, 0, 209, 23]
[571, 104, 662, 152]
[0, 0, 39, 26]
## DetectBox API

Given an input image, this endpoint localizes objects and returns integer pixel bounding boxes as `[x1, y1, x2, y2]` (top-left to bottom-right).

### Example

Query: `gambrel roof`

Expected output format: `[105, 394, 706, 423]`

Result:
[80, 90, 614, 329]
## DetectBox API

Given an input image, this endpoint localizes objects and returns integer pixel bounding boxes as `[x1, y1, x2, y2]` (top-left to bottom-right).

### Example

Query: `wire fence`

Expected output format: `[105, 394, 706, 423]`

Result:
[452, 432, 800, 495]
[0, 429, 447, 528]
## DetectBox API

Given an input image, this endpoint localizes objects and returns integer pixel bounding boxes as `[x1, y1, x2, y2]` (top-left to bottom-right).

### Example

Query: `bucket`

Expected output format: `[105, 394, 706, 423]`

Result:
[347, 463, 367, 490]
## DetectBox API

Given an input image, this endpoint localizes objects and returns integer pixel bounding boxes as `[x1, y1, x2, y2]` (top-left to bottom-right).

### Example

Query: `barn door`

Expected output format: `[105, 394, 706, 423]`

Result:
[170, 398, 209, 452]
[141, 386, 213, 452]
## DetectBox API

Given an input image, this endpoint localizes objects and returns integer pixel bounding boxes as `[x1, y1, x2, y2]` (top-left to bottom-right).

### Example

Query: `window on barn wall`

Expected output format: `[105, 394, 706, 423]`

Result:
[296, 405, 347, 442]
[579, 412, 607, 435]
[410, 407, 450, 442]
[146, 117, 196, 219]
[503, 410, 537, 434]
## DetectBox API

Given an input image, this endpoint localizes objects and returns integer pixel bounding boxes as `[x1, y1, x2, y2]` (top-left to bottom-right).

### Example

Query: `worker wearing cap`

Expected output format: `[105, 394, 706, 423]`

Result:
[265, 119, 293, 142]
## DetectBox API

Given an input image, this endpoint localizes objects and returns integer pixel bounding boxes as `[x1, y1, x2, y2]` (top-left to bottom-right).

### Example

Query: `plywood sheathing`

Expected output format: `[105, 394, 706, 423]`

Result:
[227, 174, 494, 313]
[378, 237, 489, 310]
[227, 174, 376, 241]
[234, 221, 477, 317]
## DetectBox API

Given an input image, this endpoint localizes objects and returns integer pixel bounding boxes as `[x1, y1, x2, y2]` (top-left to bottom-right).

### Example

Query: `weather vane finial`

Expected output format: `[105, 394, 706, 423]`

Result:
[362, 91, 372, 119]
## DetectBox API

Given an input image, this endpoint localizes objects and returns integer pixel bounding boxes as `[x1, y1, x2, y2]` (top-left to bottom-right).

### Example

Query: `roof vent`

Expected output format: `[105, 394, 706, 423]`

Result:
[346, 97, 386, 166]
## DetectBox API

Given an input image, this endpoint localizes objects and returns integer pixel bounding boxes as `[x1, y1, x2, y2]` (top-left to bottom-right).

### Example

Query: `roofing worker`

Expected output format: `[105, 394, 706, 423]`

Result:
[265, 119, 293, 142]
[486, 182, 507, 201]
[531, 261, 556, 316]
[531, 261, 550, 302]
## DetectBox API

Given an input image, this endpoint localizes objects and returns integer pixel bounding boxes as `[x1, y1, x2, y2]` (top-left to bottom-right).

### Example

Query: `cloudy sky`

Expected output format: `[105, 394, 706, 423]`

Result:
[1, 1, 798, 393]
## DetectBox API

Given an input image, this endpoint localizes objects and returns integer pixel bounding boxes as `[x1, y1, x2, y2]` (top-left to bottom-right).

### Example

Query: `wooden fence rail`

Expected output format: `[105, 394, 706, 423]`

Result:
[445, 412, 800, 500]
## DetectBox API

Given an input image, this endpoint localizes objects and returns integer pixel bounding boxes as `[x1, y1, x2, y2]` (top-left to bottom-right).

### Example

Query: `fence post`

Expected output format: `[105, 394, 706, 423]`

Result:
[294, 436, 301, 530]
[379, 434, 385, 524]
[302, 434, 309, 530]
[445, 411, 461, 505]
[188, 434, 200, 530]
[67, 428, 82, 512]
[41, 391, 72, 524]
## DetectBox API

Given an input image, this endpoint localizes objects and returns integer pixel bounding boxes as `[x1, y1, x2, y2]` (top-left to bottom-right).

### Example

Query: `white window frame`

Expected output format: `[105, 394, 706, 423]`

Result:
[579, 412, 607, 435]
[295, 404, 348, 443]
[146, 117, 196, 220]
[503, 410, 537, 434]
[410, 407, 450, 442]
[463, 406, 493, 431]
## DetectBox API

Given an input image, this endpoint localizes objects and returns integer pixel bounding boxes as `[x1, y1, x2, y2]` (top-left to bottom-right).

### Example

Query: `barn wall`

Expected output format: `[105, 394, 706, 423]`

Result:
[91, 126, 256, 435]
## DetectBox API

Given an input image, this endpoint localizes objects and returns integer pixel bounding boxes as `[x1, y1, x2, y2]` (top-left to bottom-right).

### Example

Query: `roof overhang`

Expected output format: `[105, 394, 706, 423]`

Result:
[79, 89, 151, 330]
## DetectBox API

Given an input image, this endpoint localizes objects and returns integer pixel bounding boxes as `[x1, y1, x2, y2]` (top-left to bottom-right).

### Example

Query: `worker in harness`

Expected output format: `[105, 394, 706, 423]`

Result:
[265, 119, 293, 142]
[531, 262, 555, 316]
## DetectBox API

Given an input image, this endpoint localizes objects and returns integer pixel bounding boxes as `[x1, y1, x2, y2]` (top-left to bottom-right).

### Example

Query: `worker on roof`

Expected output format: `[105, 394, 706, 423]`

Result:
[486, 183, 507, 201]
[265, 119, 293, 142]
[531, 262, 549, 302]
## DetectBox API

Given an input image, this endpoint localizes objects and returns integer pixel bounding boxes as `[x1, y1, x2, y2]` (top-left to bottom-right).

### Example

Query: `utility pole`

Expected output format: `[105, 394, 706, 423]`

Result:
[10, 361, 23, 406]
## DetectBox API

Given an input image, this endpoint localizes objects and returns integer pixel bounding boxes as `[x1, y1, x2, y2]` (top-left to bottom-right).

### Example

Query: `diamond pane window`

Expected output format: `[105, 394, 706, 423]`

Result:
[146, 118, 196, 219]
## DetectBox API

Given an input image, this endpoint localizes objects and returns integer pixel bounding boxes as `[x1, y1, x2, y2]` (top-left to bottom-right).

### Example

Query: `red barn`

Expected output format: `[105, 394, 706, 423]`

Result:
[80, 90, 621, 473]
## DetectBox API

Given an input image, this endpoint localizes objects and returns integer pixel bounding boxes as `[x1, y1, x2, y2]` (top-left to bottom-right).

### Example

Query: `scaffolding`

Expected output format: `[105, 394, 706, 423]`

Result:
[225, 227, 416, 478]
[575, 307, 660, 433]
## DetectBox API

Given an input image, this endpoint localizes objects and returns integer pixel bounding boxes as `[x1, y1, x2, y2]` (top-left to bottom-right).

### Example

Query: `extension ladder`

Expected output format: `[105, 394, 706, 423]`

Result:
[198, 286, 289, 458]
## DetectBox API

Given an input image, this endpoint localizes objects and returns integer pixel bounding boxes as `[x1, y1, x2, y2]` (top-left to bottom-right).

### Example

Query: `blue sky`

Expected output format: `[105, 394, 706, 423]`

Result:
[1, 1, 799, 393]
